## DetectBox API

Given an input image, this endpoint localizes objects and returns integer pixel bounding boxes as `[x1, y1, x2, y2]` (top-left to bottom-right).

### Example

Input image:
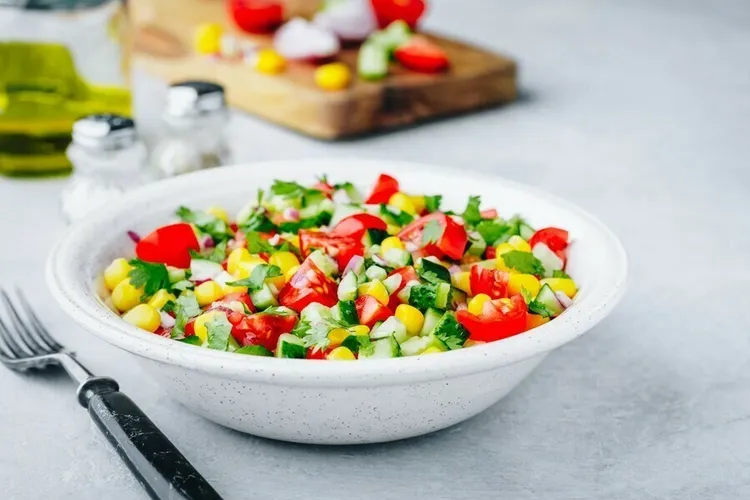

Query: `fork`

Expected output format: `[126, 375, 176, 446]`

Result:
[0, 289, 224, 500]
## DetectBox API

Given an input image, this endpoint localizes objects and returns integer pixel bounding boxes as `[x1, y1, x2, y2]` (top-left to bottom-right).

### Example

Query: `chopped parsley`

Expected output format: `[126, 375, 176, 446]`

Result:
[528, 299, 555, 318]
[176, 206, 232, 242]
[270, 180, 307, 198]
[424, 195, 442, 213]
[553, 270, 571, 279]
[476, 219, 509, 245]
[190, 240, 227, 264]
[128, 259, 170, 299]
[227, 264, 282, 291]
[245, 231, 277, 254]
[206, 313, 233, 351]
[171, 294, 201, 338]
[461, 195, 482, 227]
[501, 250, 546, 276]
[421, 219, 444, 246]
[380, 204, 414, 226]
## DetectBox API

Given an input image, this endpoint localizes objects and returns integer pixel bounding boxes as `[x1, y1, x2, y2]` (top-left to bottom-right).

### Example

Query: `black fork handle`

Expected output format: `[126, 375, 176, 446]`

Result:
[77, 377, 223, 500]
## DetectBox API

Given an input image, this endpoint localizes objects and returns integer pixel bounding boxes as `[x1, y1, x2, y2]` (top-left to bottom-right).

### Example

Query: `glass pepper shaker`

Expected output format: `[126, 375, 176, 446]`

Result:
[150, 81, 231, 178]
[60, 113, 146, 223]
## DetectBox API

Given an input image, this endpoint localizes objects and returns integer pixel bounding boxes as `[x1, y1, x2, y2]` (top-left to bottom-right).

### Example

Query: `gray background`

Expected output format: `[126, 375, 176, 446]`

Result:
[2, 0, 749, 498]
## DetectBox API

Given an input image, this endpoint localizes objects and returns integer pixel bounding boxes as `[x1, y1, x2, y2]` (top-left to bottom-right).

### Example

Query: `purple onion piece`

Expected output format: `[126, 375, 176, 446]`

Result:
[371, 254, 388, 267]
[202, 235, 215, 249]
[555, 291, 573, 308]
[343, 255, 365, 276]
[449, 265, 462, 275]
[127, 230, 141, 243]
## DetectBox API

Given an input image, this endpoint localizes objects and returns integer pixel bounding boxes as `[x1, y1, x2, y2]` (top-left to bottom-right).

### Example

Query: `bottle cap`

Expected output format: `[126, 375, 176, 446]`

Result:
[72, 114, 137, 152]
[165, 81, 226, 120]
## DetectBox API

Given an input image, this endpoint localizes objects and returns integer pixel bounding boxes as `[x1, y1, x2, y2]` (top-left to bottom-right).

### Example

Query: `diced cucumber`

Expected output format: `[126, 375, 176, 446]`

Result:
[363, 228, 388, 246]
[341, 334, 371, 354]
[382, 274, 402, 295]
[419, 308, 444, 336]
[365, 244, 381, 259]
[275, 333, 306, 359]
[190, 259, 223, 282]
[365, 265, 388, 282]
[234, 345, 273, 356]
[399, 334, 446, 356]
[369, 20, 412, 54]
[338, 271, 359, 301]
[338, 300, 359, 325]
[451, 289, 468, 309]
[535, 284, 565, 317]
[211, 271, 236, 287]
[308, 250, 338, 277]
[300, 302, 332, 323]
[409, 282, 452, 310]
[359, 335, 401, 359]
[467, 231, 487, 256]
[416, 258, 451, 283]
[382, 248, 411, 268]
[167, 266, 187, 283]
[330, 302, 342, 322]
[329, 203, 363, 227]
[358, 41, 389, 81]
[250, 284, 278, 310]
[299, 198, 334, 220]
[519, 222, 536, 241]
[370, 317, 408, 343]
[532, 242, 564, 278]
[435, 283, 452, 309]
[398, 279, 420, 304]
[432, 312, 468, 350]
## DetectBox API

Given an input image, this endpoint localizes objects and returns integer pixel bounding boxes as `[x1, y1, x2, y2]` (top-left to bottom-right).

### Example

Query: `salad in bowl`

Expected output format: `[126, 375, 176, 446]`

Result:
[104, 173, 578, 361]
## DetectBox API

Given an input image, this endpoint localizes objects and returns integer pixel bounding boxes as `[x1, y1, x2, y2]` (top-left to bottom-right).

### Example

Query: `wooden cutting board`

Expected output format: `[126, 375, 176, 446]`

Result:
[130, 0, 517, 139]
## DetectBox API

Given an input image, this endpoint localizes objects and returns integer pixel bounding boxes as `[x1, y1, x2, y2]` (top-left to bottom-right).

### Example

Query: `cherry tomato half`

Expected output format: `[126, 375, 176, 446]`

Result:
[529, 227, 569, 253]
[278, 259, 338, 313]
[398, 212, 468, 261]
[469, 265, 509, 299]
[355, 294, 393, 328]
[231, 312, 297, 351]
[394, 36, 449, 73]
[330, 213, 388, 240]
[135, 222, 200, 269]
[456, 295, 527, 342]
[364, 173, 400, 205]
[299, 230, 364, 272]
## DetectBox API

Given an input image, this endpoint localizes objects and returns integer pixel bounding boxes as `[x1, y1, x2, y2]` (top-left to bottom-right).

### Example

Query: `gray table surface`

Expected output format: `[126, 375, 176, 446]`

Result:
[2, 0, 750, 498]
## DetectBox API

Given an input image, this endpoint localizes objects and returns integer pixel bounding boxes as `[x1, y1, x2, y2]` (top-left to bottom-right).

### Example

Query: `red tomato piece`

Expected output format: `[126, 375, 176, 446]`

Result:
[231, 312, 297, 351]
[457, 295, 527, 342]
[278, 259, 339, 313]
[184, 319, 196, 337]
[228, 0, 284, 34]
[298, 230, 364, 272]
[370, 0, 426, 29]
[388, 266, 418, 295]
[398, 212, 468, 261]
[306, 347, 329, 360]
[135, 223, 199, 269]
[330, 213, 388, 240]
[529, 227, 569, 253]
[213, 292, 254, 312]
[485, 246, 497, 260]
[355, 295, 393, 328]
[364, 173, 400, 204]
[469, 265, 509, 299]
[394, 36, 449, 73]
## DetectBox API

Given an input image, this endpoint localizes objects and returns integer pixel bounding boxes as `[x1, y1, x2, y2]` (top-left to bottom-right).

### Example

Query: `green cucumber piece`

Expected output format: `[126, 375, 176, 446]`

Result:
[535, 284, 565, 317]
[467, 231, 487, 256]
[190, 259, 223, 282]
[341, 334, 371, 354]
[519, 222, 536, 241]
[365, 265, 388, 282]
[364, 228, 388, 246]
[358, 41, 389, 81]
[416, 258, 451, 283]
[329, 203, 364, 228]
[235, 345, 273, 356]
[382, 273, 402, 295]
[359, 335, 401, 359]
[338, 271, 359, 301]
[300, 302, 332, 324]
[167, 266, 187, 283]
[338, 300, 359, 325]
[250, 284, 277, 310]
[382, 248, 411, 268]
[434, 283, 452, 309]
[308, 250, 338, 277]
[419, 308, 444, 336]
[399, 334, 447, 356]
[370, 317, 407, 342]
[275, 333, 306, 359]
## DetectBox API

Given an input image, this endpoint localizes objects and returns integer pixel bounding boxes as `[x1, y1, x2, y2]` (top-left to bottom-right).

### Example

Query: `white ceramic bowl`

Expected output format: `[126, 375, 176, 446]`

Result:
[47, 159, 627, 445]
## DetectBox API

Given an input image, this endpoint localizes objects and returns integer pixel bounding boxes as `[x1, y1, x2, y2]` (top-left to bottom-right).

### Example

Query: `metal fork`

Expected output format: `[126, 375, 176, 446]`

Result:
[0, 288, 224, 500]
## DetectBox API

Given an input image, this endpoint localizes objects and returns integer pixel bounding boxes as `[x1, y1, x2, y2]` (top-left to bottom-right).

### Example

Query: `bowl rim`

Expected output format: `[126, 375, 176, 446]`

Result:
[46, 159, 628, 387]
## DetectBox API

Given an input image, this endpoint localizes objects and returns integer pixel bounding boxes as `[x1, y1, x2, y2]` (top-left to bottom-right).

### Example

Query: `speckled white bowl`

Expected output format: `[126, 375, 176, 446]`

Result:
[47, 159, 627, 445]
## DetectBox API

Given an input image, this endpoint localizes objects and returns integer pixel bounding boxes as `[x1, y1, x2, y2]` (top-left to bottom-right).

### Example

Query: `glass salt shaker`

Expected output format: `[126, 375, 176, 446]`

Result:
[150, 81, 231, 178]
[60, 113, 146, 223]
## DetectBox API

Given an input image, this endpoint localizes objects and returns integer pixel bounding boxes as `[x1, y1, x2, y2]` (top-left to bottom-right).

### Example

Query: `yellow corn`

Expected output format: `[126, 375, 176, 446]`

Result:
[395, 304, 424, 335]
[386, 224, 401, 235]
[122, 304, 161, 332]
[147, 289, 176, 310]
[422, 346, 444, 355]
[358, 280, 390, 306]
[314, 62, 352, 91]
[193, 310, 224, 343]
[227, 248, 252, 276]
[508, 274, 541, 299]
[269, 251, 300, 276]
[194, 281, 224, 306]
[495, 243, 514, 271]
[380, 236, 404, 253]
[348, 325, 370, 336]
[451, 271, 472, 295]
[206, 205, 229, 223]
[508, 235, 531, 252]
[111, 279, 143, 312]
[540, 278, 578, 298]
[267, 274, 286, 290]
[104, 258, 133, 291]
[285, 265, 300, 282]
[194, 23, 223, 55]
[410, 195, 426, 214]
[498, 298, 512, 306]
[327, 346, 356, 360]
[221, 283, 248, 296]
[235, 255, 268, 279]
[467, 293, 491, 315]
[255, 48, 286, 74]
[388, 192, 417, 215]
[286, 235, 300, 248]
[327, 328, 350, 347]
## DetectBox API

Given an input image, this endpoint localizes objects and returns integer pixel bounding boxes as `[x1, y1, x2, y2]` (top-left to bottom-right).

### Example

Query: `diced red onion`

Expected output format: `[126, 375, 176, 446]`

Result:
[127, 231, 141, 243]
[312, 0, 377, 42]
[555, 291, 573, 308]
[160, 311, 175, 328]
[455, 302, 468, 311]
[201, 235, 215, 249]
[283, 207, 300, 222]
[449, 265, 462, 275]
[274, 18, 340, 61]
[371, 254, 388, 267]
[343, 255, 365, 275]
[404, 241, 418, 252]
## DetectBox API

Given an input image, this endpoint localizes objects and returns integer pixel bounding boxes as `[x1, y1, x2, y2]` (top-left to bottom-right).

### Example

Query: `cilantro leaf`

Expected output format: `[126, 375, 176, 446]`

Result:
[291, 320, 311, 339]
[461, 195, 482, 227]
[176, 206, 231, 242]
[476, 219, 509, 245]
[178, 336, 202, 346]
[553, 270, 571, 279]
[520, 286, 534, 304]
[270, 180, 306, 198]
[161, 300, 177, 314]
[171, 294, 201, 338]
[128, 259, 170, 299]
[424, 195, 442, 213]
[300, 318, 347, 352]
[421, 219, 444, 246]
[171, 280, 194, 292]
[528, 299, 555, 318]
[227, 264, 282, 291]
[380, 204, 414, 226]
[191, 240, 227, 264]
[238, 191, 277, 233]
[278, 211, 332, 234]
[206, 313, 232, 351]
[501, 251, 546, 276]
[493, 215, 530, 244]
[245, 231, 277, 254]
[341, 335, 372, 354]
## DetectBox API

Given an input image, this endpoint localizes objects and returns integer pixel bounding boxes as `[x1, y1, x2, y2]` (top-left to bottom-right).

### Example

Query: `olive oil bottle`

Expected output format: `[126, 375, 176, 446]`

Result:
[0, 0, 131, 176]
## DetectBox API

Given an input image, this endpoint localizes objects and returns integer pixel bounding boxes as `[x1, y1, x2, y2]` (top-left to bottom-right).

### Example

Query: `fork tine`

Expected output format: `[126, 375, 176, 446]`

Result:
[0, 313, 30, 358]
[14, 288, 62, 351]
[0, 290, 48, 356]
[0, 316, 20, 359]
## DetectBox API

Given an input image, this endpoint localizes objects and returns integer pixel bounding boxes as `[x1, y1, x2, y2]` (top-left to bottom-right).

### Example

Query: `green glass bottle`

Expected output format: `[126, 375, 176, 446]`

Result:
[0, 0, 131, 176]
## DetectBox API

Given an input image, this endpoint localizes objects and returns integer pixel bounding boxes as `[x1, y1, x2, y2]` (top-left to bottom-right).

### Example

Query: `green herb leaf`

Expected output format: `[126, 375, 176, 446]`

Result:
[520, 286, 534, 304]
[421, 219, 444, 246]
[553, 270, 571, 279]
[501, 250, 546, 276]
[461, 195, 483, 227]
[161, 300, 177, 314]
[278, 211, 332, 234]
[341, 334, 371, 354]
[300, 317, 347, 352]
[178, 336, 202, 346]
[191, 240, 227, 264]
[291, 320, 311, 339]
[226, 264, 282, 291]
[270, 180, 306, 198]
[424, 195, 442, 213]
[128, 259, 170, 299]
[234, 345, 273, 356]
[263, 306, 294, 316]
[476, 219, 509, 245]
[245, 231, 277, 254]
[176, 206, 232, 242]
[380, 204, 414, 226]
[528, 299, 555, 318]
[171, 294, 201, 338]
[206, 313, 232, 351]
[171, 280, 194, 292]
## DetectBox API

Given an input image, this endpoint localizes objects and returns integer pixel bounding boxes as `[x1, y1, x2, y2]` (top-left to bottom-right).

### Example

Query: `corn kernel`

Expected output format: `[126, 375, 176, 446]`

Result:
[422, 346, 444, 355]
[526, 313, 550, 330]
[380, 236, 405, 253]
[395, 304, 425, 335]
[112, 279, 143, 312]
[508, 235, 531, 252]
[451, 271, 472, 294]
[194, 23, 223, 55]
[495, 243, 514, 271]
[104, 258, 133, 291]
[227, 248, 252, 276]
[255, 48, 286, 74]
[348, 325, 370, 336]
[540, 278, 578, 298]
[285, 265, 300, 282]
[467, 293, 491, 315]
[314, 62, 352, 91]
[269, 251, 300, 276]
[194, 281, 224, 306]
[122, 304, 161, 332]
[222, 283, 248, 296]
[193, 310, 224, 343]
[327, 328, 350, 347]
[358, 280, 390, 306]
[286, 235, 300, 248]
[206, 205, 229, 223]
[410, 195, 426, 214]
[147, 289, 176, 310]
[386, 224, 400, 235]
[327, 346, 356, 360]
[388, 192, 417, 215]
[267, 274, 286, 290]
[235, 255, 268, 279]
[508, 274, 541, 299]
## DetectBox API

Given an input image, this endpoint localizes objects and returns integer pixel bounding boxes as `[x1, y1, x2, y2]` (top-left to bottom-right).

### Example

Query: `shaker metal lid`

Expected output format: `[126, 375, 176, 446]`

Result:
[72, 114, 137, 151]
[0, 0, 114, 10]
[165, 81, 226, 119]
